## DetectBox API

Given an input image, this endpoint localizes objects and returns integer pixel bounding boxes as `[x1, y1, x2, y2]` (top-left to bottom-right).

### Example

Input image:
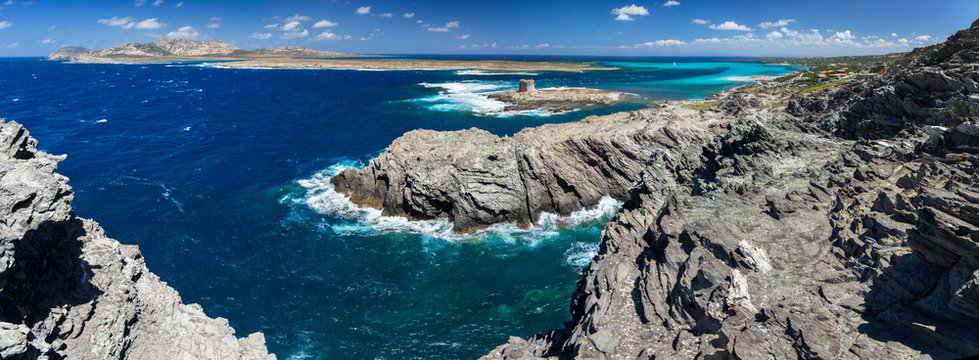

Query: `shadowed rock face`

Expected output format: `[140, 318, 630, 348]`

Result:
[0, 121, 274, 360]
[334, 20, 979, 360]
[331, 106, 726, 232]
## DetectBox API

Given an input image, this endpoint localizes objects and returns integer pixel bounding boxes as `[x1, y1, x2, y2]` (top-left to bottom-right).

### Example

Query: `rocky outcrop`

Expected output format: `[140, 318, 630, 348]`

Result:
[487, 87, 625, 113]
[334, 20, 979, 359]
[46, 47, 91, 61]
[0, 120, 274, 359]
[331, 103, 722, 232]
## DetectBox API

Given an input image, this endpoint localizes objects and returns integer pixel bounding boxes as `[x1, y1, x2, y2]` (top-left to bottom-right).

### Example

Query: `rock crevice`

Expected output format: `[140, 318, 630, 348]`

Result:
[0, 120, 274, 360]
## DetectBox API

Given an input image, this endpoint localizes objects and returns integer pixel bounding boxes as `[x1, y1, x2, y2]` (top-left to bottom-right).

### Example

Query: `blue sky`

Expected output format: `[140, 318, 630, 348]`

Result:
[0, 0, 976, 56]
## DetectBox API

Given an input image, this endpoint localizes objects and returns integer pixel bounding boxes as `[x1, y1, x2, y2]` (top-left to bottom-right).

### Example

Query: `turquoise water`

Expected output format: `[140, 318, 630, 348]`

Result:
[0, 56, 800, 359]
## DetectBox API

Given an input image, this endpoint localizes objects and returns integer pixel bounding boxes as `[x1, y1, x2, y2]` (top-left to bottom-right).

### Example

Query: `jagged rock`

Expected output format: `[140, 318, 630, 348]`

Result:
[0, 323, 28, 359]
[0, 120, 275, 360]
[340, 19, 979, 360]
[331, 103, 724, 232]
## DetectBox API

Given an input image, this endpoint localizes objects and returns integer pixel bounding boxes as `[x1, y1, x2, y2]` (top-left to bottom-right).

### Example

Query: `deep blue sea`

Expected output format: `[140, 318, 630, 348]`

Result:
[0, 55, 800, 359]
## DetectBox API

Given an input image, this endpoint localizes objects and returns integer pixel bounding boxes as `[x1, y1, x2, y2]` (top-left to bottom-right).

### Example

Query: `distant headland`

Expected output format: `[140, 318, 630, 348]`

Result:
[50, 38, 615, 72]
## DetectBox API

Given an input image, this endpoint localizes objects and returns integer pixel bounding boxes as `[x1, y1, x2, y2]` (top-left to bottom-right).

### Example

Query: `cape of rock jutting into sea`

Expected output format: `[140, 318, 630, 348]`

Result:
[12, 17, 978, 360]
[332, 20, 979, 359]
[0, 121, 273, 359]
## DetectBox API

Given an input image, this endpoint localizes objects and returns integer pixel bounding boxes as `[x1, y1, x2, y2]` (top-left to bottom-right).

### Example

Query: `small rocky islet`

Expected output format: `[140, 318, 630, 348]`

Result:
[6, 17, 979, 360]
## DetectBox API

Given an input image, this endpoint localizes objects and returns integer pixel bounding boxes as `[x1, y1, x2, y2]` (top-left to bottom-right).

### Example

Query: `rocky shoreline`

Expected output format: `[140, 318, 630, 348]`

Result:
[485, 80, 626, 114]
[333, 20, 979, 359]
[0, 121, 274, 359]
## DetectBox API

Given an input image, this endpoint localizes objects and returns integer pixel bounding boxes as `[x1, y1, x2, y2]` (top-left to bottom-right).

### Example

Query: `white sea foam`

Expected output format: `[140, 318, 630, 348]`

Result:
[95, 119, 108, 123]
[414, 81, 512, 114]
[455, 70, 540, 76]
[286, 161, 623, 243]
[564, 242, 600, 268]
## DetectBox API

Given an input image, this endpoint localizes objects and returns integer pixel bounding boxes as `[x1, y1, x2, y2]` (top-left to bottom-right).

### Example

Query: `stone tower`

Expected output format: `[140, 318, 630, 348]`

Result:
[518, 79, 536, 93]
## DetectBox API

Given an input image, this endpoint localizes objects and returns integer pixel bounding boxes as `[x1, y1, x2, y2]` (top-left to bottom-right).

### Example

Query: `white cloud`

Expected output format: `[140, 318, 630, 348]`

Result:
[151, 0, 163, 6]
[663, 0, 680, 7]
[210, 17, 223, 22]
[171, 1, 182, 7]
[281, 21, 302, 31]
[98, 16, 135, 27]
[637, 39, 686, 47]
[166, 25, 199, 39]
[314, 20, 338, 28]
[831, 30, 854, 40]
[2, 0, 12, 5]
[612, 4, 648, 21]
[282, 29, 309, 39]
[691, 18, 709, 25]
[40, 38, 55, 44]
[249, 32, 272, 39]
[1, 42, 18, 49]
[134, 0, 146, 6]
[285, 13, 312, 22]
[709, 21, 752, 31]
[356, 6, 371, 15]
[312, 30, 341, 40]
[379, 13, 394, 18]
[403, 12, 414, 18]
[0, 21, 11, 29]
[891, 32, 898, 37]
[47, 25, 56, 31]
[456, 34, 470, 39]
[766, 31, 783, 39]
[134, 18, 165, 29]
[427, 21, 459, 32]
[915, 35, 933, 41]
[759, 19, 796, 29]
[206, 23, 220, 29]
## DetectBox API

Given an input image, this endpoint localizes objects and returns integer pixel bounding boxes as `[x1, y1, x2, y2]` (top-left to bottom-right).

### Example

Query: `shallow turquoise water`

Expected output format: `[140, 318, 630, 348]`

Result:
[0, 56, 800, 359]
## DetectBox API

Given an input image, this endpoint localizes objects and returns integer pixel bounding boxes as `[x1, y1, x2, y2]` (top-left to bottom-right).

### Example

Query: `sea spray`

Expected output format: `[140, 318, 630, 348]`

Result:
[283, 161, 622, 247]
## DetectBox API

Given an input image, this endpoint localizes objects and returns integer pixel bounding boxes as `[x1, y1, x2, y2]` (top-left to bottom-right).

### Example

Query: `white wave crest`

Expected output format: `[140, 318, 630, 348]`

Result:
[564, 242, 599, 268]
[285, 162, 623, 243]
[413, 81, 512, 114]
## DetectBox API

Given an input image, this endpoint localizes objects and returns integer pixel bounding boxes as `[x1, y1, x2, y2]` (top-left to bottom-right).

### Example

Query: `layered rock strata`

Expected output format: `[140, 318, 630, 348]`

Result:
[0, 120, 274, 359]
[335, 20, 979, 359]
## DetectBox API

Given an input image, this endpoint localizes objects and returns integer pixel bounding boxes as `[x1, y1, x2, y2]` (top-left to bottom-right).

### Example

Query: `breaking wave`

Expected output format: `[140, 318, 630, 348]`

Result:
[411, 81, 571, 117]
[282, 161, 622, 245]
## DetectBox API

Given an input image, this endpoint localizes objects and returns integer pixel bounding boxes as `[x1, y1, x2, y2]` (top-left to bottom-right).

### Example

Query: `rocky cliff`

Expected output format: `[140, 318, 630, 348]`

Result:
[335, 20, 979, 359]
[0, 120, 274, 359]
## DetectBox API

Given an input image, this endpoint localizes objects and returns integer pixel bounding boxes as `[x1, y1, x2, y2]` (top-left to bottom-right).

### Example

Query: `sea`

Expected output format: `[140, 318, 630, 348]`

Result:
[0, 55, 801, 360]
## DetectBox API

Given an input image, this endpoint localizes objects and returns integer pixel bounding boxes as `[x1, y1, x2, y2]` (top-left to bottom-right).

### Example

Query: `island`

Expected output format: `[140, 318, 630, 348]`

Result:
[486, 79, 626, 113]
[51, 39, 615, 73]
